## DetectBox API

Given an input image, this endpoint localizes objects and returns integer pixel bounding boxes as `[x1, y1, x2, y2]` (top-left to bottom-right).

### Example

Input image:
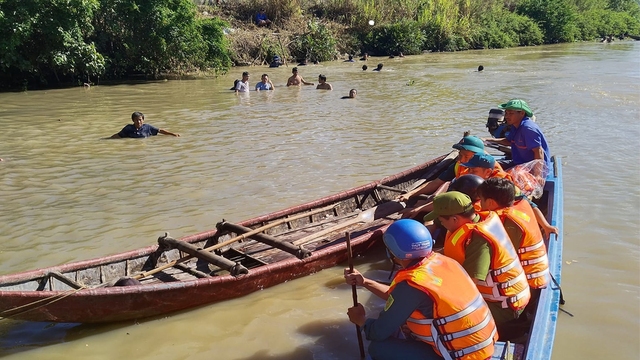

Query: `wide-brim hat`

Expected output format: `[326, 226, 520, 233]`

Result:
[499, 99, 534, 117]
[452, 136, 485, 154]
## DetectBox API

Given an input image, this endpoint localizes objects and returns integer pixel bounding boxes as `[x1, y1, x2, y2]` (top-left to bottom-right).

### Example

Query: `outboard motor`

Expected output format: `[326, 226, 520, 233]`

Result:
[486, 108, 507, 138]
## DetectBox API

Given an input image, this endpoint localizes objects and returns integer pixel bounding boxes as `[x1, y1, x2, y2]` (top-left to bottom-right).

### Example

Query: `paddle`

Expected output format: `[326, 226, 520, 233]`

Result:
[346, 231, 366, 359]
[292, 200, 406, 247]
[127, 204, 338, 283]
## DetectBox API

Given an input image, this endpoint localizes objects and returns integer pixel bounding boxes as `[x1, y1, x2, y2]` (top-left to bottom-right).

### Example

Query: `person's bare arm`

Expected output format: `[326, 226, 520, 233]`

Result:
[532, 206, 558, 240]
[159, 129, 180, 137]
[532, 146, 544, 160]
[484, 137, 510, 146]
[399, 178, 445, 201]
[300, 77, 314, 86]
[344, 268, 390, 300]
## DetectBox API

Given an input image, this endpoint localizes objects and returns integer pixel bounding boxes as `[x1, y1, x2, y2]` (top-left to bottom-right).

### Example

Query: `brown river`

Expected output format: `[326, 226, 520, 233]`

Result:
[0, 41, 638, 359]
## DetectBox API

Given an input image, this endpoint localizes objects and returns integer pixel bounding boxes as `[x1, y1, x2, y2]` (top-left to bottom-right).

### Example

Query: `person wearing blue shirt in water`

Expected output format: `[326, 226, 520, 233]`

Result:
[255, 74, 274, 91]
[484, 99, 551, 170]
[111, 112, 180, 138]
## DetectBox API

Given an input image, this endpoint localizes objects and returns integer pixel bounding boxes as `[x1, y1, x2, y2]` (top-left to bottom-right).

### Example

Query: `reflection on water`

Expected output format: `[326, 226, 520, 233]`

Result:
[0, 42, 638, 360]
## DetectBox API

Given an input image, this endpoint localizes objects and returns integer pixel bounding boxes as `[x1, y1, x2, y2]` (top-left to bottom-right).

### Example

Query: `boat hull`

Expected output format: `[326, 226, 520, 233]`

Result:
[0, 154, 452, 323]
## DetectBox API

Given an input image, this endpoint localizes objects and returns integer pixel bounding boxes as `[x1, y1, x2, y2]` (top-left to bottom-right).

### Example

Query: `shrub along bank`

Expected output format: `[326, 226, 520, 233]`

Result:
[1, 0, 638, 90]
[220, 0, 639, 66]
[0, 0, 232, 90]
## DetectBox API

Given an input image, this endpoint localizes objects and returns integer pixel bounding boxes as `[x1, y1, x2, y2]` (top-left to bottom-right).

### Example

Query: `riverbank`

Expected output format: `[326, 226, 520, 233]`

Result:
[197, 0, 640, 67]
[1, 0, 638, 91]
[0, 42, 638, 360]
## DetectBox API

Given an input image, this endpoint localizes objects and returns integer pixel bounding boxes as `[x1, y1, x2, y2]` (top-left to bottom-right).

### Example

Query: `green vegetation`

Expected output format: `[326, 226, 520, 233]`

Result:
[0, 0, 231, 90]
[221, 0, 638, 66]
[1, 0, 638, 90]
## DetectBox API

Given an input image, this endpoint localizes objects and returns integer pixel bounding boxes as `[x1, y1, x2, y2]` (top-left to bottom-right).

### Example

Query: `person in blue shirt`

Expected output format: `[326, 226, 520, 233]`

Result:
[255, 74, 274, 91]
[110, 112, 180, 138]
[255, 9, 271, 27]
[484, 99, 551, 170]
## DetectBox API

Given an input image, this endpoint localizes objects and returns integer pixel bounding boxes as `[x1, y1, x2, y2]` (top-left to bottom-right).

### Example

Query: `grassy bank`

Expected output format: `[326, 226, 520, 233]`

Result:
[1, 0, 638, 90]
[199, 0, 640, 66]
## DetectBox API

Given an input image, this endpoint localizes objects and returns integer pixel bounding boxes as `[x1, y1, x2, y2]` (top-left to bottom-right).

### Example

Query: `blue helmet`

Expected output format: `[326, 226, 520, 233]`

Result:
[383, 219, 433, 260]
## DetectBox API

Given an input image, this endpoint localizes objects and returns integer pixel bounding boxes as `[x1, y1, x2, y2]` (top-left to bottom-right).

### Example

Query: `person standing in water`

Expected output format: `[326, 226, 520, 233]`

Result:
[286, 67, 314, 86]
[110, 112, 180, 138]
[316, 74, 333, 90]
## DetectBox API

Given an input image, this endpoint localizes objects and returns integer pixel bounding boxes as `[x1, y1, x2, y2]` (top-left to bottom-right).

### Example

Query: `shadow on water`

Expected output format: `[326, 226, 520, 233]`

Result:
[232, 318, 368, 360]
[0, 318, 143, 356]
[232, 257, 391, 360]
[0, 301, 212, 357]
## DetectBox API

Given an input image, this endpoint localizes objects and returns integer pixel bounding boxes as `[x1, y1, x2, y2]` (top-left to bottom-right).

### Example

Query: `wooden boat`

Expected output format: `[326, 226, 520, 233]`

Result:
[0, 153, 457, 323]
[0, 151, 565, 360]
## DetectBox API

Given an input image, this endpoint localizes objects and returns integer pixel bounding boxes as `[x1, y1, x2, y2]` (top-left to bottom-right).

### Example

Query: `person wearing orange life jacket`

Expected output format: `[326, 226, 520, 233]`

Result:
[477, 178, 549, 289]
[423, 192, 530, 336]
[344, 219, 497, 360]
[461, 153, 513, 181]
[400, 136, 501, 204]
[448, 174, 485, 212]
[461, 153, 558, 241]
[418, 174, 485, 249]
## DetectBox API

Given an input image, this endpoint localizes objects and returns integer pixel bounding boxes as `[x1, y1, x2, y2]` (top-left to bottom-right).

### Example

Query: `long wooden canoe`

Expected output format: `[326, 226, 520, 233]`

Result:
[0, 153, 457, 323]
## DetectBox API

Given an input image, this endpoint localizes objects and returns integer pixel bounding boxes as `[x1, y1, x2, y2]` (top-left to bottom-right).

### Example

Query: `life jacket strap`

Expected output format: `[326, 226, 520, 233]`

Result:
[451, 326, 497, 358]
[518, 240, 544, 254]
[492, 258, 519, 276]
[526, 268, 550, 279]
[521, 256, 547, 266]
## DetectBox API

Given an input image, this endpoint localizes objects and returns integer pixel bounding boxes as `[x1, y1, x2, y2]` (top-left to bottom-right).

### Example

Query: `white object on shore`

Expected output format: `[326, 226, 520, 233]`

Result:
[368, 20, 375, 26]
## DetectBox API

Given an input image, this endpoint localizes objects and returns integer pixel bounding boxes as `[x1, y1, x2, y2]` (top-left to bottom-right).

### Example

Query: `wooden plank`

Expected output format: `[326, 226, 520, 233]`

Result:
[158, 237, 249, 275]
[49, 271, 84, 290]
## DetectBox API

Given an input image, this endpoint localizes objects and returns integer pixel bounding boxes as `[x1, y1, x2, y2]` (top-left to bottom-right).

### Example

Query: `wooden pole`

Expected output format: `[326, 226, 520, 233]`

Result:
[132, 204, 337, 281]
[346, 231, 365, 359]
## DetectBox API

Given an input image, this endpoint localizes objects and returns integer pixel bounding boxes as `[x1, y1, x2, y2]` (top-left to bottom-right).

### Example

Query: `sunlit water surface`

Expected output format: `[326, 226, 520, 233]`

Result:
[0, 41, 638, 359]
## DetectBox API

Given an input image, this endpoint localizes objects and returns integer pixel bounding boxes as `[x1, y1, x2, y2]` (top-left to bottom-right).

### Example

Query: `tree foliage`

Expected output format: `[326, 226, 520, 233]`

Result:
[516, 0, 579, 43]
[474, 7, 544, 48]
[291, 20, 337, 61]
[0, 0, 231, 89]
[0, 0, 105, 88]
[363, 21, 426, 55]
[2, 0, 639, 90]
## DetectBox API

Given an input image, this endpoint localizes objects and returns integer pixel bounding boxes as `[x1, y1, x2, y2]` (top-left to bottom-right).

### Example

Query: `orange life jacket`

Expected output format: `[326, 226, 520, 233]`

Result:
[444, 212, 531, 311]
[390, 253, 498, 360]
[488, 168, 513, 182]
[455, 160, 505, 179]
[495, 199, 550, 289]
[454, 161, 470, 178]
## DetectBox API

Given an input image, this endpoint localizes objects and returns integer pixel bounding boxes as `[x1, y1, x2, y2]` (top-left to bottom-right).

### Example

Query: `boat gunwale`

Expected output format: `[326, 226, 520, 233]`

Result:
[523, 156, 564, 360]
[0, 154, 449, 295]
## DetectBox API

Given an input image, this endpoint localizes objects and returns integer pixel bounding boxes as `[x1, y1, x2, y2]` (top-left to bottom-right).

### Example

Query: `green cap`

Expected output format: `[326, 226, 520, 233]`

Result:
[423, 191, 474, 222]
[499, 99, 534, 117]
